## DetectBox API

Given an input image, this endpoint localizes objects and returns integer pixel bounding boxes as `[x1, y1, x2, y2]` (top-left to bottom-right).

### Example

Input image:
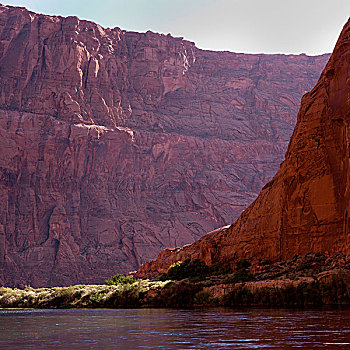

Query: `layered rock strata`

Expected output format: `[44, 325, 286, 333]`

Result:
[0, 4, 329, 286]
[137, 19, 350, 278]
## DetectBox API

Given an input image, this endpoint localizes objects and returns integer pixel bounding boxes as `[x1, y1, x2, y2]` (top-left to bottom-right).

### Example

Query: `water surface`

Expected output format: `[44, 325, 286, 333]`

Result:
[1, 308, 350, 349]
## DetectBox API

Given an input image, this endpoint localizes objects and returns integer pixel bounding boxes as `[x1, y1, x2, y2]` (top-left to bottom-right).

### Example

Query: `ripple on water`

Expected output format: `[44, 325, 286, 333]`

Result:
[0, 308, 350, 349]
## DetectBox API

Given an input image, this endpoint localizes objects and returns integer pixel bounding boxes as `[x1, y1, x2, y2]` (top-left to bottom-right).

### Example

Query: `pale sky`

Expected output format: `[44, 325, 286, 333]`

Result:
[3, 0, 350, 55]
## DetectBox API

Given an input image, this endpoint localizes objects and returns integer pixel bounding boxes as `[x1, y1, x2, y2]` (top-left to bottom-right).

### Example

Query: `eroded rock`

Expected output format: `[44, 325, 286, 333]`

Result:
[0, 4, 329, 286]
[137, 19, 350, 278]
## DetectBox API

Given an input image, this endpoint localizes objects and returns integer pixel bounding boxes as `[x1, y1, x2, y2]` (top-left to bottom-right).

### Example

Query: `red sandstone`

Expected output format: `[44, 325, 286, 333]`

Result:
[0, 4, 329, 286]
[137, 18, 350, 278]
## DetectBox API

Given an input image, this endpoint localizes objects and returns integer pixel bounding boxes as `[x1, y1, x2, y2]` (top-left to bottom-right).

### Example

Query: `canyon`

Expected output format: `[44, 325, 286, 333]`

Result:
[137, 18, 350, 278]
[0, 4, 329, 287]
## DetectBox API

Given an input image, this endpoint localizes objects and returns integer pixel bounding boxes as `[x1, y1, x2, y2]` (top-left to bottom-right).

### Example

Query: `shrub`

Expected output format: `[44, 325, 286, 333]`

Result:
[89, 292, 107, 305]
[156, 280, 202, 307]
[159, 259, 209, 281]
[223, 286, 254, 306]
[194, 290, 212, 305]
[0, 287, 12, 295]
[105, 274, 135, 286]
[227, 259, 255, 283]
[208, 262, 232, 276]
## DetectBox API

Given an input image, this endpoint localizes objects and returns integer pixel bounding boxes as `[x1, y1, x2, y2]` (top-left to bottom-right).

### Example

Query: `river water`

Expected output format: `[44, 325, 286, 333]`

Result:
[0, 308, 350, 349]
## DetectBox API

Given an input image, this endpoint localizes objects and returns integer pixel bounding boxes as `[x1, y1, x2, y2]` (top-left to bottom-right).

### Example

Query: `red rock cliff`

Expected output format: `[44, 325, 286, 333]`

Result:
[137, 18, 350, 278]
[0, 5, 329, 286]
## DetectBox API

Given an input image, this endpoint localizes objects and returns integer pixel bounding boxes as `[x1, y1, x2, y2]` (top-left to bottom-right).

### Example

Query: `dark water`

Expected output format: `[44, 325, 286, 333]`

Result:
[0, 308, 350, 349]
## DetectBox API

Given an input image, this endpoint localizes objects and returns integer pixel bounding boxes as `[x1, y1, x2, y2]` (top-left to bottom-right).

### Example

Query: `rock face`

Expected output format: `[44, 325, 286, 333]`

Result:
[0, 5, 330, 287]
[137, 19, 350, 278]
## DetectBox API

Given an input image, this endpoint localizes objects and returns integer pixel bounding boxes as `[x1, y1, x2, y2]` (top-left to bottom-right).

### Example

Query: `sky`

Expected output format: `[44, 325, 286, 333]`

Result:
[3, 0, 350, 55]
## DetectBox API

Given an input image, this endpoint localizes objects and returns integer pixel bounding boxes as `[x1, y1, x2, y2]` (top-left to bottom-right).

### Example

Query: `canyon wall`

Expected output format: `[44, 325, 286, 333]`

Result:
[137, 19, 350, 278]
[0, 5, 329, 286]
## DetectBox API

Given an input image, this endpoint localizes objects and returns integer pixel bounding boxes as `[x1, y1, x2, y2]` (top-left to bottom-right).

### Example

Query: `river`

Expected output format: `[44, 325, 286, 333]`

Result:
[0, 308, 350, 349]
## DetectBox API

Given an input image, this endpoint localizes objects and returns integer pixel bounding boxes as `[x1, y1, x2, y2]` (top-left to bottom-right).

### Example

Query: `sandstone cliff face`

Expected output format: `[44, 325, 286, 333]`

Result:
[137, 19, 350, 278]
[0, 5, 329, 286]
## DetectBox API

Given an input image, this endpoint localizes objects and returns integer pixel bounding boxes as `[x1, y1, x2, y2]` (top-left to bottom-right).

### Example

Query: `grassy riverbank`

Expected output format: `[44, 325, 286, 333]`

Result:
[1, 254, 350, 308]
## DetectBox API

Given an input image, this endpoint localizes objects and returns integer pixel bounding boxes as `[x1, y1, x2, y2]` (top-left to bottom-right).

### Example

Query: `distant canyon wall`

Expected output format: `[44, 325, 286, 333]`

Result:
[0, 4, 329, 286]
[137, 19, 350, 278]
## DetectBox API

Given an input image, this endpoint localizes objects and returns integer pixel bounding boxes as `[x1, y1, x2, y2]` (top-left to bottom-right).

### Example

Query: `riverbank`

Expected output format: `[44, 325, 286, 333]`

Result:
[1, 253, 350, 308]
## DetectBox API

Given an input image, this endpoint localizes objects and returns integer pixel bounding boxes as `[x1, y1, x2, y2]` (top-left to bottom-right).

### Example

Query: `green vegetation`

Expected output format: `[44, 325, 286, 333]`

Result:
[226, 259, 255, 283]
[159, 259, 209, 281]
[208, 262, 232, 276]
[155, 280, 202, 307]
[0, 281, 168, 309]
[194, 290, 213, 305]
[158, 259, 232, 281]
[1, 254, 350, 309]
[222, 276, 350, 307]
[1, 272, 349, 309]
[105, 274, 135, 286]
